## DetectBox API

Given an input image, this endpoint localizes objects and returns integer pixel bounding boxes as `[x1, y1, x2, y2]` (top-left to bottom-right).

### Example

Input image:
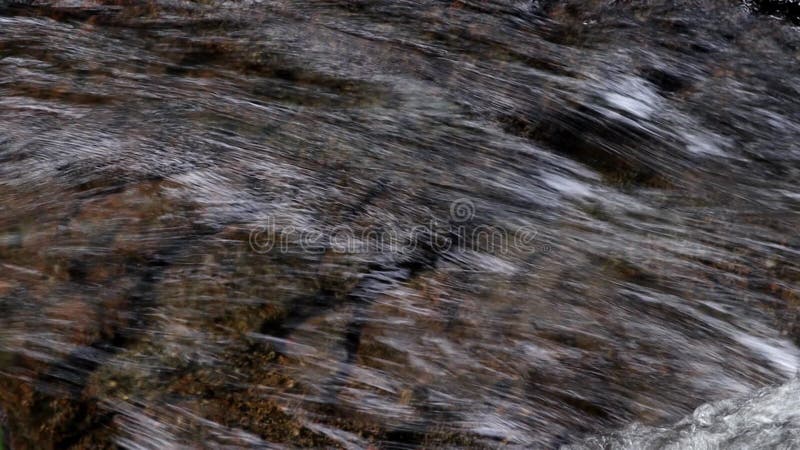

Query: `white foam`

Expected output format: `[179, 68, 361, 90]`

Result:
[603, 77, 660, 120]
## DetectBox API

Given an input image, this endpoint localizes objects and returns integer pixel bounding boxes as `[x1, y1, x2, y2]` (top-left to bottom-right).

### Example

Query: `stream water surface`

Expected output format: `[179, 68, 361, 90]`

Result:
[2, 1, 800, 448]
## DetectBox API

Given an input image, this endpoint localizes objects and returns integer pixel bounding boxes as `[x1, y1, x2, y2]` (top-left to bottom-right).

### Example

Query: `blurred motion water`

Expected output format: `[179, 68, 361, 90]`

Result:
[567, 378, 800, 449]
[1, 0, 800, 448]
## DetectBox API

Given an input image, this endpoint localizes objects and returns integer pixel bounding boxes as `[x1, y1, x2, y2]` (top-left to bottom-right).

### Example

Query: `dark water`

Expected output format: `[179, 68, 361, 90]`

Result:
[1, 1, 800, 448]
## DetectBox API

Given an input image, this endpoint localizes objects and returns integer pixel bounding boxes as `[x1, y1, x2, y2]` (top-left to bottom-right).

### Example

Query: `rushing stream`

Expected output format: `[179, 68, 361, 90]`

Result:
[1, 1, 800, 448]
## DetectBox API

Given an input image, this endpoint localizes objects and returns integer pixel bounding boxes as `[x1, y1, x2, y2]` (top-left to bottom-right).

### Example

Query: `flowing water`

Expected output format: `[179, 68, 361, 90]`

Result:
[1, 1, 800, 448]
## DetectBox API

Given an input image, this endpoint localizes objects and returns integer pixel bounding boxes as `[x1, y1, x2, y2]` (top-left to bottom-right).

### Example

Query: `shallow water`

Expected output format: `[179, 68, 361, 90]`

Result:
[1, 1, 800, 448]
[567, 378, 800, 449]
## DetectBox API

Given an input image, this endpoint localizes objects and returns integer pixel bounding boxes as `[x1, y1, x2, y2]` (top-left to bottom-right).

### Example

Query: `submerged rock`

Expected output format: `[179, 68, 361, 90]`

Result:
[567, 378, 800, 449]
